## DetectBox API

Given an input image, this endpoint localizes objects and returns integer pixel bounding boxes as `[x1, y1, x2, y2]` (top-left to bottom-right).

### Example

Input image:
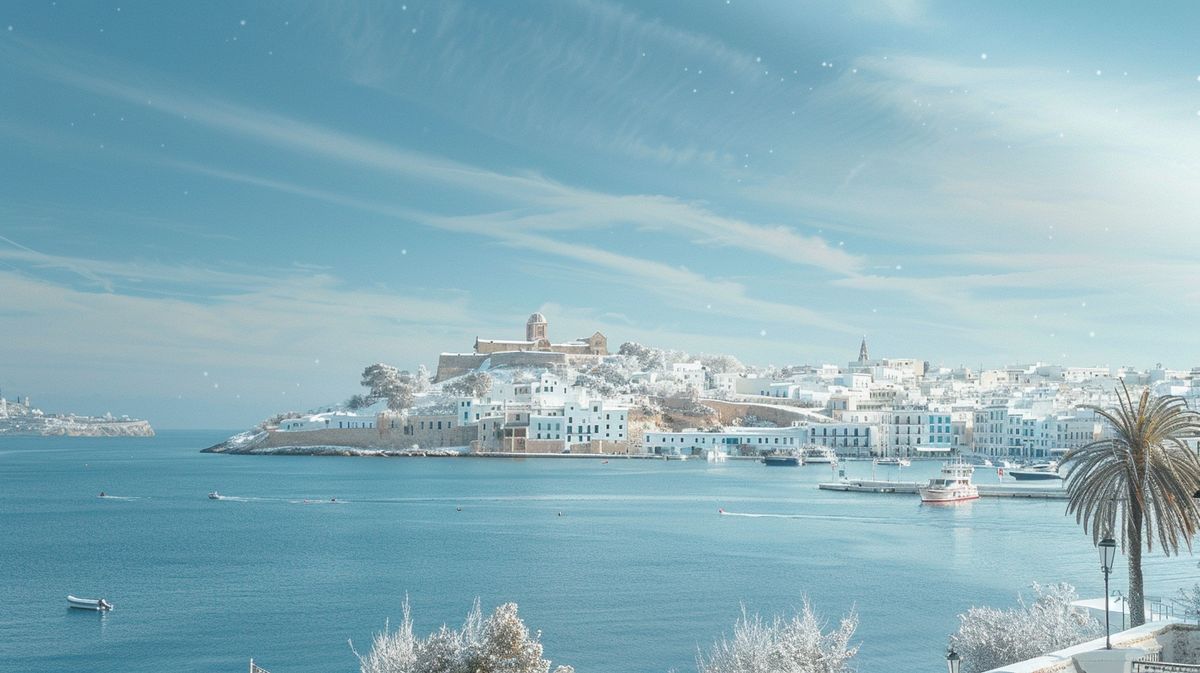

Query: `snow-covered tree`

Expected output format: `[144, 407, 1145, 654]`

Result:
[949, 583, 1100, 673]
[414, 365, 432, 394]
[617, 342, 691, 372]
[573, 373, 616, 397]
[701, 354, 745, 375]
[697, 601, 858, 673]
[360, 363, 418, 411]
[347, 394, 372, 410]
[444, 372, 493, 398]
[354, 599, 571, 673]
[465, 603, 551, 673]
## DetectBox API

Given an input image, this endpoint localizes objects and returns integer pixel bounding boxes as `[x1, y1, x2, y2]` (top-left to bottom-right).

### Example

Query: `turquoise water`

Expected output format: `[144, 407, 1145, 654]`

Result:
[2, 432, 1196, 673]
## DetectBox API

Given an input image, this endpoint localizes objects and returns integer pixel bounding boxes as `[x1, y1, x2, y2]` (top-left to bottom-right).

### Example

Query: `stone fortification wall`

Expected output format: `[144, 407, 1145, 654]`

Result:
[264, 424, 475, 450]
[435, 353, 490, 382]
[700, 399, 812, 427]
[491, 351, 570, 369]
[436, 350, 596, 381]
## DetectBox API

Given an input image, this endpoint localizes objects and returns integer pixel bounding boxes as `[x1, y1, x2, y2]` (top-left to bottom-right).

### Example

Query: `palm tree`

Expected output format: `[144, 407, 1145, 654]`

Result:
[1061, 383, 1200, 626]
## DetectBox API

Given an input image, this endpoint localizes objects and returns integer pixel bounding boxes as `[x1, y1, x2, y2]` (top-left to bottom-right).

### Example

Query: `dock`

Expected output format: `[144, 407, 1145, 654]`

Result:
[818, 479, 1067, 499]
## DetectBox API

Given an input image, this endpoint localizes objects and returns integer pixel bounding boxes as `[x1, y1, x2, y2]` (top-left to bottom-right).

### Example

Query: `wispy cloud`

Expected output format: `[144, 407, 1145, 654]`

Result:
[310, 0, 784, 167]
[5, 36, 862, 277]
[168, 162, 856, 334]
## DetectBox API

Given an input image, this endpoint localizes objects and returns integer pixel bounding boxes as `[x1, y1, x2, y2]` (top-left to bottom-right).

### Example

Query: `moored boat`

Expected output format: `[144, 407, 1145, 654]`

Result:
[1008, 462, 1063, 481]
[802, 447, 838, 465]
[762, 454, 802, 467]
[68, 595, 112, 611]
[918, 462, 979, 503]
[874, 457, 911, 467]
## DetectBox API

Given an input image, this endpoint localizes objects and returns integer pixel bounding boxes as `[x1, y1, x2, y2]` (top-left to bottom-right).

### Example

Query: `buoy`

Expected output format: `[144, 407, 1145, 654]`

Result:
[557, 512, 562, 517]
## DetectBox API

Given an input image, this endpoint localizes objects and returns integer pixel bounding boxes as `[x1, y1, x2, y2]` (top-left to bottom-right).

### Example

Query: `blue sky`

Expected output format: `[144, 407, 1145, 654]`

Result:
[3, 1, 1200, 428]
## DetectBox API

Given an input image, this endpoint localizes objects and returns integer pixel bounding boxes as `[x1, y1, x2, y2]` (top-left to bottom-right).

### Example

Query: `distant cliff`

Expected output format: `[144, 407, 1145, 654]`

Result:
[0, 416, 155, 437]
[0, 396, 154, 437]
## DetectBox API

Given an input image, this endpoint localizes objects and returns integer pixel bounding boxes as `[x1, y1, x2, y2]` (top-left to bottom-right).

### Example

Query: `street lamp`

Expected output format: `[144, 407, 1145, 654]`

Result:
[946, 646, 961, 673]
[1099, 537, 1118, 649]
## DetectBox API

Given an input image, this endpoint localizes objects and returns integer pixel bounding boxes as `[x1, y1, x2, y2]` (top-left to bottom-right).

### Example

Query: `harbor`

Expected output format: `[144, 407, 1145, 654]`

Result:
[818, 479, 1068, 499]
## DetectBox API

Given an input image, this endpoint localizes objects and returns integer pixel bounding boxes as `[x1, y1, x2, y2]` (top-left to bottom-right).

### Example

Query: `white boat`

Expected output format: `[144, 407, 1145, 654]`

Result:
[1008, 461, 1063, 481]
[705, 449, 727, 463]
[802, 447, 839, 465]
[874, 457, 911, 467]
[68, 595, 112, 611]
[208, 491, 221, 500]
[918, 462, 979, 503]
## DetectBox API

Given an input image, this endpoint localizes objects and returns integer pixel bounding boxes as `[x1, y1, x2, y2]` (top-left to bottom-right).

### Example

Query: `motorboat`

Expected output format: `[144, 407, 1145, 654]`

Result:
[762, 454, 802, 467]
[208, 491, 221, 500]
[802, 447, 839, 465]
[68, 595, 112, 611]
[919, 462, 979, 503]
[874, 457, 911, 467]
[706, 449, 727, 463]
[1008, 461, 1063, 481]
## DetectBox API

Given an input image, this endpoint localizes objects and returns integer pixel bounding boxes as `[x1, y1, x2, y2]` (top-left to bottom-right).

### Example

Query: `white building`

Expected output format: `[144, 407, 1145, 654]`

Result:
[881, 408, 956, 457]
[278, 409, 378, 431]
[643, 426, 809, 457]
[671, 361, 706, 394]
[807, 422, 878, 456]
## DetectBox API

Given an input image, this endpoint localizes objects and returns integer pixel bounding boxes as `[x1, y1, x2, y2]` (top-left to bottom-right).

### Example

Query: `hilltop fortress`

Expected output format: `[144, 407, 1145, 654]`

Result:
[434, 313, 608, 381]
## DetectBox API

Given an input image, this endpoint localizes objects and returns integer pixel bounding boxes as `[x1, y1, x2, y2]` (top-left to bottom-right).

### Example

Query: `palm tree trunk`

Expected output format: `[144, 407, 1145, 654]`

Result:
[1128, 512, 1145, 627]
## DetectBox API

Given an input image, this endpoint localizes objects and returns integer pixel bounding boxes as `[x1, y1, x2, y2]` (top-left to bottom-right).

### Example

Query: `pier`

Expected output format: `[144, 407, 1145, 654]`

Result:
[818, 479, 1068, 499]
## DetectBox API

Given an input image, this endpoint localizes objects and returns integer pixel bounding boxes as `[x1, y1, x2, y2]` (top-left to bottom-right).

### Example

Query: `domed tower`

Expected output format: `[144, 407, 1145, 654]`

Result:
[526, 312, 548, 342]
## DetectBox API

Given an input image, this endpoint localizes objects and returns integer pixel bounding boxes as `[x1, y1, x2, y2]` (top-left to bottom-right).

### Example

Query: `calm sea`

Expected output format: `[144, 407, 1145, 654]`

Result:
[1, 431, 1196, 673]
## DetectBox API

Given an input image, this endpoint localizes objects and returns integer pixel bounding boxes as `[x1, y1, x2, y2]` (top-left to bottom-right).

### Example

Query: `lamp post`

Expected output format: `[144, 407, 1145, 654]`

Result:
[1099, 537, 1117, 649]
[946, 646, 961, 673]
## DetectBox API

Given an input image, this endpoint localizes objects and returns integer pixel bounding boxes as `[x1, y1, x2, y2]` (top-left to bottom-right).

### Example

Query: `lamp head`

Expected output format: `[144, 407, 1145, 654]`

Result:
[946, 646, 961, 673]
[1099, 537, 1117, 573]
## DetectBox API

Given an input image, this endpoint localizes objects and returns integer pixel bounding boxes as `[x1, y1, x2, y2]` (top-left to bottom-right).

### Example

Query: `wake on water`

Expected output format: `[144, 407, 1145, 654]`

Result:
[717, 508, 900, 525]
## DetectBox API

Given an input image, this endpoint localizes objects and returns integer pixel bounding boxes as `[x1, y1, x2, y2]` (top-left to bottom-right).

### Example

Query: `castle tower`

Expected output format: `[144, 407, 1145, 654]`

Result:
[858, 336, 869, 363]
[526, 312, 548, 342]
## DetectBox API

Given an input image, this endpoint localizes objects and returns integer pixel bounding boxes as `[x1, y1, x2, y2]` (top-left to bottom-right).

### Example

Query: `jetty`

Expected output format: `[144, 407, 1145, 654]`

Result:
[818, 479, 1067, 499]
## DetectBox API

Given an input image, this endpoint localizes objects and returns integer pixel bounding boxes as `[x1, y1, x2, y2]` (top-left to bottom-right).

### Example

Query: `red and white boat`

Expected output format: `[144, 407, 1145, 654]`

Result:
[918, 462, 979, 503]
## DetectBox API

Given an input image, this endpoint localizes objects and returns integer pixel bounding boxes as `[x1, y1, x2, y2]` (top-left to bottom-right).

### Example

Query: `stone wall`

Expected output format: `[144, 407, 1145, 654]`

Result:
[264, 423, 476, 450]
[436, 350, 606, 381]
[435, 353, 491, 381]
[701, 399, 812, 427]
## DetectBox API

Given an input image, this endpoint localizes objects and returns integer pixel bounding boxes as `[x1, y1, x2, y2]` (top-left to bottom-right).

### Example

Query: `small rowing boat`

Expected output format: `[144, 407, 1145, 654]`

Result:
[68, 595, 112, 611]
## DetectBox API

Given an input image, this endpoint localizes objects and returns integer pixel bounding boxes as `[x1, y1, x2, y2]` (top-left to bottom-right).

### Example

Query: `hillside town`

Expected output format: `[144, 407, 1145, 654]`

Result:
[212, 313, 1200, 459]
[0, 392, 155, 437]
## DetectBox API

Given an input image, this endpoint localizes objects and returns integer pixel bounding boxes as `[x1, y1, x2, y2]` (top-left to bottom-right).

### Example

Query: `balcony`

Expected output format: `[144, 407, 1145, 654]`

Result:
[985, 621, 1200, 673]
